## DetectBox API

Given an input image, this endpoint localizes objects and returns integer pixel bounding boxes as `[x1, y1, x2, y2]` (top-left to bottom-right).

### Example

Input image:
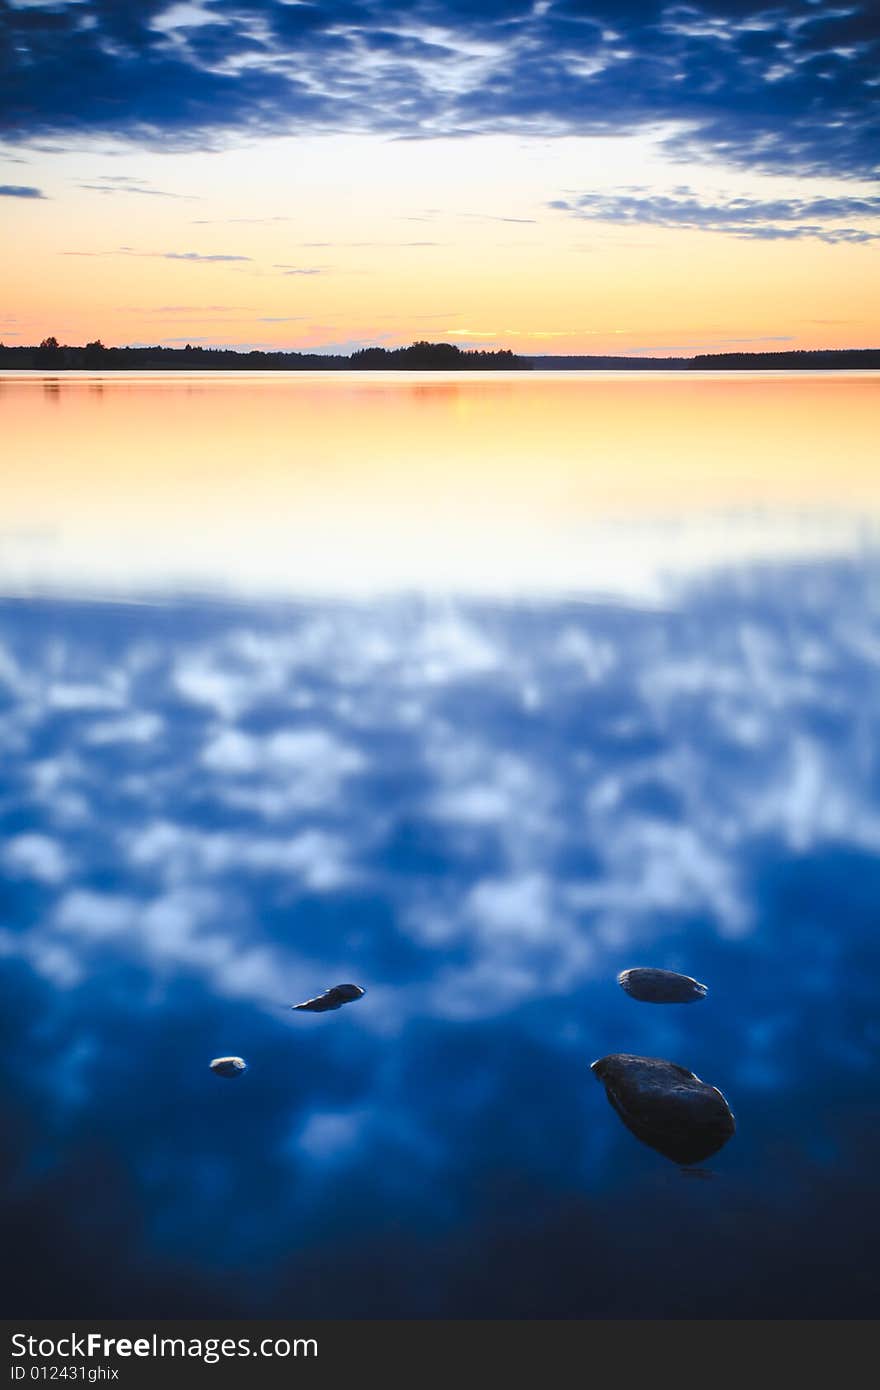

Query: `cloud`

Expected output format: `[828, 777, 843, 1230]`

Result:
[200, 727, 367, 816]
[48, 681, 126, 711]
[2, 2, 875, 179]
[295, 1108, 372, 1165]
[84, 712, 164, 745]
[157, 335, 241, 343]
[550, 187, 880, 242]
[77, 184, 173, 196]
[127, 821, 355, 892]
[461, 214, 537, 224]
[162, 250, 252, 262]
[3, 833, 70, 885]
[59, 247, 254, 262]
[128, 304, 254, 312]
[293, 242, 442, 249]
[54, 889, 138, 941]
[191, 216, 290, 225]
[76, 175, 190, 197]
[0, 183, 45, 197]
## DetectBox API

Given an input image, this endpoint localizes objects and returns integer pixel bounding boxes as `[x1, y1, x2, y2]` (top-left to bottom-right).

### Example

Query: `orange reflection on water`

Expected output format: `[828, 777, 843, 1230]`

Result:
[1, 371, 878, 597]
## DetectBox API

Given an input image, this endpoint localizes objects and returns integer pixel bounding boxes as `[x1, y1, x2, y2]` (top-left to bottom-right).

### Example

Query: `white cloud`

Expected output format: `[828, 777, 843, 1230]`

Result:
[740, 735, 880, 854]
[408, 614, 500, 685]
[3, 833, 70, 884]
[173, 660, 256, 720]
[422, 726, 560, 873]
[201, 727, 367, 814]
[199, 727, 254, 772]
[555, 627, 617, 683]
[25, 755, 90, 825]
[49, 883, 317, 1007]
[0, 642, 29, 699]
[569, 816, 749, 937]
[295, 1108, 371, 1164]
[55, 890, 138, 938]
[466, 872, 554, 942]
[127, 820, 355, 891]
[48, 682, 127, 711]
[85, 712, 163, 744]
[0, 927, 83, 989]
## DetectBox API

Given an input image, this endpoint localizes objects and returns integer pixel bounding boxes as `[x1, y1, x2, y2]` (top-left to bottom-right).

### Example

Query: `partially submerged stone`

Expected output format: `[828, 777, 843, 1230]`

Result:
[618, 967, 708, 1004]
[592, 1053, 735, 1165]
[210, 1056, 247, 1078]
[291, 983, 366, 1013]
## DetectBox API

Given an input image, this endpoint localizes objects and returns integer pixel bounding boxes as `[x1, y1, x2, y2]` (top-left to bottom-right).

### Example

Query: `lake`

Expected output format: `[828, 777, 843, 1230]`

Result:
[1, 371, 879, 1317]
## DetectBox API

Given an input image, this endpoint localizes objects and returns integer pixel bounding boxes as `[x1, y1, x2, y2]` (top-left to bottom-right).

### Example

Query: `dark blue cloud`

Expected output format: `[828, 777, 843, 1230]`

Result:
[1, 2, 878, 178]
[1, 558, 880, 1315]
[551, 187, 880, 241]
[0, 182, 45, 196]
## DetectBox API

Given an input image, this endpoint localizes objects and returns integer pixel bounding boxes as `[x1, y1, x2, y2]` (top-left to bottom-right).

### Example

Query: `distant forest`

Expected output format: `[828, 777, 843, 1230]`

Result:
[0, 339, 877, 371]
[528, 348, 880, 370]
[0, 338, 530, 371]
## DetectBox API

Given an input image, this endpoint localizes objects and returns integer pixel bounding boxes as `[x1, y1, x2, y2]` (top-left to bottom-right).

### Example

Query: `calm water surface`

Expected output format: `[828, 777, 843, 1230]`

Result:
[1, 373, 879, 1316]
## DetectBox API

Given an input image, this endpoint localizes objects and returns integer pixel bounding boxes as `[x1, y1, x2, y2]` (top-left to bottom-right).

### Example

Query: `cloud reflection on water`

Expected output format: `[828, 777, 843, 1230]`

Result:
[1, 557, 879, 1316]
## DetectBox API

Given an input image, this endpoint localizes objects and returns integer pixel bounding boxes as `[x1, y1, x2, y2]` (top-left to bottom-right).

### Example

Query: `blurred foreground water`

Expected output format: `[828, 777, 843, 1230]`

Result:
[1, 372, 878, 1316]
[1, 565, 879, 1316]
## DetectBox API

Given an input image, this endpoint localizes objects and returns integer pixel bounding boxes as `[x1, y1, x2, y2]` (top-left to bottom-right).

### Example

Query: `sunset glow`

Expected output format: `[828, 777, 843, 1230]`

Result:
[2, 4, 878, 356]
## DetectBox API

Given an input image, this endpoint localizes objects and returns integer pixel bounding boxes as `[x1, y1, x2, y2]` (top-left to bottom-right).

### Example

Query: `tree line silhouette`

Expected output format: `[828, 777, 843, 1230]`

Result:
[527, 348, 880, 370]
[0, 338, 532, 371]
[1, 339, 876, 371]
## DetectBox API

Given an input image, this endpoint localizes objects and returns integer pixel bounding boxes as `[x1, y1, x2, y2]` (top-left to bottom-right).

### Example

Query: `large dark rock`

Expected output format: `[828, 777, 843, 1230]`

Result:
[618, 967, 708, 1003]
[592, 1053, 735, 1165]
[291, 983, 366, 1013]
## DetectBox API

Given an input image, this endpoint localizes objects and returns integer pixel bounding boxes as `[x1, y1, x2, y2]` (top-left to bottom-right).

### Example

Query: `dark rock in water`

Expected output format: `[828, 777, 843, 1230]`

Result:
[618, 967, 708, 1004]
[291, 983, 366, 1013]
[210, 1056, 247, 1077]
[591, 1053, 735, 1165]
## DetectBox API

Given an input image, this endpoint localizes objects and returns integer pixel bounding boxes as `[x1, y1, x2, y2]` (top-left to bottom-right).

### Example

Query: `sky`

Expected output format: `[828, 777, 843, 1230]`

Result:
[1, 0, 879, 355]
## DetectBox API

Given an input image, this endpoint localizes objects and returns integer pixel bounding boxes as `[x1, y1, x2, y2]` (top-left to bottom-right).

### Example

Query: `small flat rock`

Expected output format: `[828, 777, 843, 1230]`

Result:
[591, 1053, 735, 1165]
[291, 983, 366, 1013]
[618, 967, 708, 1004]
[210, 1056, 247, 1077]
